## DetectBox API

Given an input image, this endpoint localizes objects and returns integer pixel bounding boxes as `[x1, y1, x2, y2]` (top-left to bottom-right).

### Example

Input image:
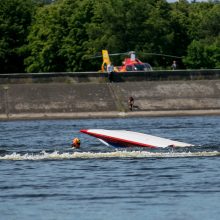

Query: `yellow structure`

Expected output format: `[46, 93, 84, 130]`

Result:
[101, 50, 111, 72]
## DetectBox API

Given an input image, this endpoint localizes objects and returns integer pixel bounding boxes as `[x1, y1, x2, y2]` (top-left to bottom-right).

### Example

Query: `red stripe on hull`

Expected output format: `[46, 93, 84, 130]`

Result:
[80, 129, 157, 148]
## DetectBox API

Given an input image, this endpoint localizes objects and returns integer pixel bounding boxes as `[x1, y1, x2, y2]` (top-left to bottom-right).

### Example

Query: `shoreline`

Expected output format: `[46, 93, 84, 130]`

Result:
[1, 109, 220, 121]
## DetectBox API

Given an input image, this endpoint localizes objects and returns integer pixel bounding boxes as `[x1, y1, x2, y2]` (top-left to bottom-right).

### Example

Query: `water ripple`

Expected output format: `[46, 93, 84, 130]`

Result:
[0, 150, 219, 161]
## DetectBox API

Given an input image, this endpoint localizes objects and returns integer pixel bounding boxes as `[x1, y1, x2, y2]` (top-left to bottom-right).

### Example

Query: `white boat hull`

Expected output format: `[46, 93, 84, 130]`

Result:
[80, 129, 194, 148]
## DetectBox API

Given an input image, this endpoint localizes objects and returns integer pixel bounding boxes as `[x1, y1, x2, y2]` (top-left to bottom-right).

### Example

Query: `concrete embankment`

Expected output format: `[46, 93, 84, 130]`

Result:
[0, 70, 220, 120]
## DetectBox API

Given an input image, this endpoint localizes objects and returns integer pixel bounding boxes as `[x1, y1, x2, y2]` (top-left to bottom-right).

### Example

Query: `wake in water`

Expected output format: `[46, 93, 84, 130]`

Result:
[0, 149, 220, 160]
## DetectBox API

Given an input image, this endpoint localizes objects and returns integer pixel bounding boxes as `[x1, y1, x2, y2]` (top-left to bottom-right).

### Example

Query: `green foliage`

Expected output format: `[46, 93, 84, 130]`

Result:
[0, 0, 35, 73]
[25, 0, 94, 72]
[183, 3, 220, 69]
[59, 0, 95, 71]
[142, 0, 173, 67]
[86, 0, 174, 68]
[0, 0, 220, 73]
[25, 1, 67, 72]
[184, 37, 220, 69]
[170, 0, 190, 52]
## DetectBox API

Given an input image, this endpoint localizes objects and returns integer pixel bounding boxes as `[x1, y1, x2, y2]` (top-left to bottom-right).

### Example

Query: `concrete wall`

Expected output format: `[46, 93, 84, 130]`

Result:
[1, 77, 220, 120]
[114, 80, 220, 111]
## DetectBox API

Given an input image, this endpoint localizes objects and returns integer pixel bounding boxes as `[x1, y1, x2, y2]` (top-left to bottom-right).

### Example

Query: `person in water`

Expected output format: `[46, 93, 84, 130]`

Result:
[72, 138, 81, 148]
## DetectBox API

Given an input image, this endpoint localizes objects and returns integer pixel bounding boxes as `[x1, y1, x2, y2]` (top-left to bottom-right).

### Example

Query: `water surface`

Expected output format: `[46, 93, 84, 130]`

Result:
[0, 116, 220, 220]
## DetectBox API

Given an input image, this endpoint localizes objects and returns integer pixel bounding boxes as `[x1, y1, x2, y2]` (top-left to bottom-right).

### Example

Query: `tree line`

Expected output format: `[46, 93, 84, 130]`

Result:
[0, 0, 219, 73]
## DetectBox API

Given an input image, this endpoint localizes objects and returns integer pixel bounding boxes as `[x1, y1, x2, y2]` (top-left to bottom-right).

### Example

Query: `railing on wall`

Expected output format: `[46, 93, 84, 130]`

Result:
[0, 69, 220, 84]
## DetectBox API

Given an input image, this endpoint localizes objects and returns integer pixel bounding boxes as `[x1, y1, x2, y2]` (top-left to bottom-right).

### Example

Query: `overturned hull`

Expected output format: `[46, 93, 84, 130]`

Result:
[80, 129, 194, 148]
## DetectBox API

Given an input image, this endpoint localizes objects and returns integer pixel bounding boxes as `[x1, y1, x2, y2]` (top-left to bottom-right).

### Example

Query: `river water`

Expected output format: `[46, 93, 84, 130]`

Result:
[0, 116, 220, 220]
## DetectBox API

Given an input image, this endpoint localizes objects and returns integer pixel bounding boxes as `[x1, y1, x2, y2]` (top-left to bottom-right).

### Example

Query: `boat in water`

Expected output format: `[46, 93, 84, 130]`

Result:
[80, 129, 194, 148]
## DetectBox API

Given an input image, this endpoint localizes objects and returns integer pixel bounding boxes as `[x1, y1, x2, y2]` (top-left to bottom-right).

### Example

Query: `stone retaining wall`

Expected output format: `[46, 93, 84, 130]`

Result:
[0, 76, 220, 120]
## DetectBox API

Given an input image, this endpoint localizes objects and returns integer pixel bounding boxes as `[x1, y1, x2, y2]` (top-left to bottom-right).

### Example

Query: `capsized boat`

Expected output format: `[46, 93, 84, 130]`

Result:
[80, 129, 194, 148]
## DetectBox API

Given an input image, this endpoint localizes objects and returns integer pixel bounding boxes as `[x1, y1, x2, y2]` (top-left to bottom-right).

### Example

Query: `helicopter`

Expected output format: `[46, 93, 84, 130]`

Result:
[101, 50, 153, 72]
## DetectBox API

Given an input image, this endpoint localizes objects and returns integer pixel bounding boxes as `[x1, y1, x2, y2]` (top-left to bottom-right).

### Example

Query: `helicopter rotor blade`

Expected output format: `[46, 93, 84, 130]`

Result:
[90, 52, 130, 59]
[108, 52, 129, 56]
[86, 51, 182, 60]
[141, 52, 183, 59]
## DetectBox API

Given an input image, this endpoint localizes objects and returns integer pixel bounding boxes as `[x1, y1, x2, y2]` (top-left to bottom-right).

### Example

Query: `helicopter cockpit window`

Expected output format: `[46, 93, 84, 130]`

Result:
[126, 65, 133, 71]
[134, 64, 145, 71]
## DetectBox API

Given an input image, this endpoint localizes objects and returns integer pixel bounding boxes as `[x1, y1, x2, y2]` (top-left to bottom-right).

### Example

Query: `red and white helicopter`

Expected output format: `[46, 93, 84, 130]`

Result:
[101, 50, 152, 72]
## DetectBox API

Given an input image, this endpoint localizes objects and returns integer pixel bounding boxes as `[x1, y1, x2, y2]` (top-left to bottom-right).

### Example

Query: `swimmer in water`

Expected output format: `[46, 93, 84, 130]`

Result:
[72, 138, 81, 148]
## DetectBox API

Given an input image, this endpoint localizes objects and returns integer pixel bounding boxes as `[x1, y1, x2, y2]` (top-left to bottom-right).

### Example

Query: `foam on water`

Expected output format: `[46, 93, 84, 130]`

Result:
[0, 150, 219, 160]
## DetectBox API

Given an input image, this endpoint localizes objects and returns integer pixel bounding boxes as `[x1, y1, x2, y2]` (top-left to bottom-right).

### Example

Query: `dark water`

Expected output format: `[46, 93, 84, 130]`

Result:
[0, 116, 220, 220]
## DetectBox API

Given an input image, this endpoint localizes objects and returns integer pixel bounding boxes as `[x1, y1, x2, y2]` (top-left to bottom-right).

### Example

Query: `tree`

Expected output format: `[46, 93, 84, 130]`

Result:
[183, 38, 220, 69]
[184, 3, 220, 68]
[142, 0, 173, 68]
[200, 4, 220, 38]
[25, 0, 94, 72]
[1, 0, 219, 72]
[169, 0, 190, 57]
[86, 0, 173, 68]
[0, 0, 34, 73]
[59, 0, 95, 71]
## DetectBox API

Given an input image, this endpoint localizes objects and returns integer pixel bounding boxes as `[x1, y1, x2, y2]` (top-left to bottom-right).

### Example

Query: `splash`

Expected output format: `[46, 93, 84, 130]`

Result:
[0, 150, 219, 161]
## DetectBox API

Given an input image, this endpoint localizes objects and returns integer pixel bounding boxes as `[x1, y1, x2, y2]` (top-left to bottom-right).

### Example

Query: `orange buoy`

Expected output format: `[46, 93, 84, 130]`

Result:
[72, 138, 81, 148]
